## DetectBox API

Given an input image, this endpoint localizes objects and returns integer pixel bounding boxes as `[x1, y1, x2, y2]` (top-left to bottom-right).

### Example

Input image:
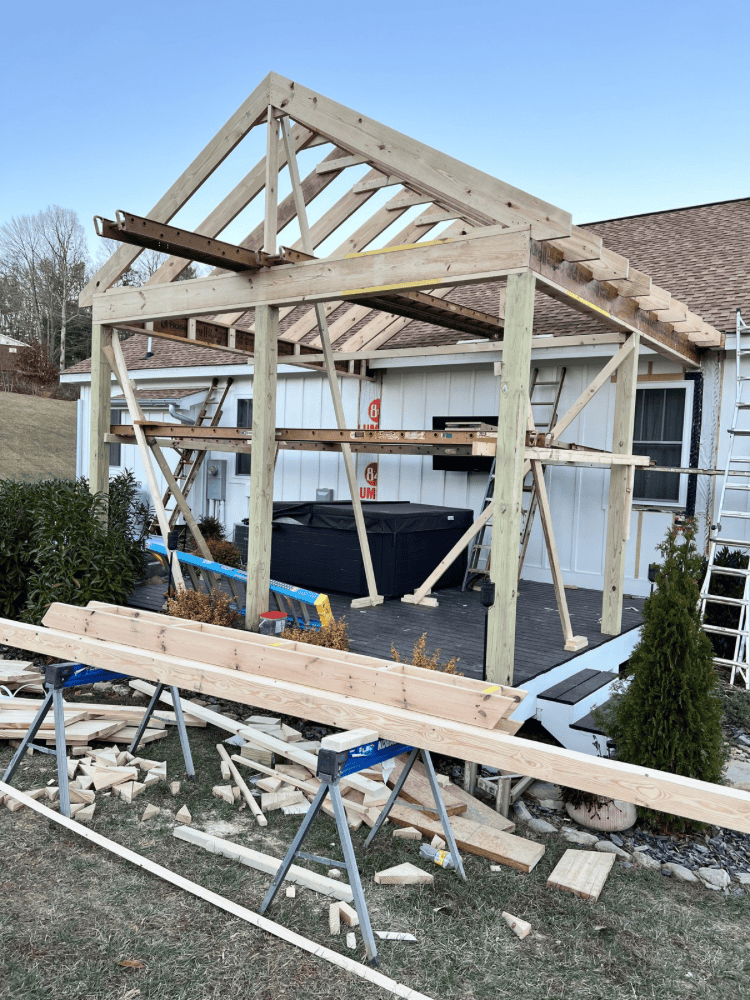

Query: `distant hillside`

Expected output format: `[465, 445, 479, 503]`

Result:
[0, 393, 77, 481]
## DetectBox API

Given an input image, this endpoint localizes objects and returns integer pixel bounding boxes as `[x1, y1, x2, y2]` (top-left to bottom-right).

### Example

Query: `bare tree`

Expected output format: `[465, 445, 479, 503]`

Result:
[38, 206, 89, 369]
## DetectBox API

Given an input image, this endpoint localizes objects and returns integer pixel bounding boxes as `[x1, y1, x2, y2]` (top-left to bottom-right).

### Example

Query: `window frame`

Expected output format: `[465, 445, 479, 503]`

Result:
[235, 397, 252, 476]
[631, 380, 694, 508]
[109, 408, 123, 468]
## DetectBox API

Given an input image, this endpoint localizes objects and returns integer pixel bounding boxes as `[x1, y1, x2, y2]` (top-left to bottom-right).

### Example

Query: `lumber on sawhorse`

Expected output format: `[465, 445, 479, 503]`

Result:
[3, 610, 750, 834]
[0, 782, 432, 1000]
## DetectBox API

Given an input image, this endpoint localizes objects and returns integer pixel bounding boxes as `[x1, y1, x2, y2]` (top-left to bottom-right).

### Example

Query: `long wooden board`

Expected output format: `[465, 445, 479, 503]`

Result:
[547, 849, 615, 901]
[0, 709, 88, 729]
[387, 803, 541, 872]
[3, 612, 750, 835]
[44, 604, 521, 732]
[386, 757, 467, 819]
[173, 826, 354, 902]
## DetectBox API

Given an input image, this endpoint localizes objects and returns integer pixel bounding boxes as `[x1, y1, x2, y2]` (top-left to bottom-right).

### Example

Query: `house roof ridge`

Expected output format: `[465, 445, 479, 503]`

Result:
[581, 195, 750, 229]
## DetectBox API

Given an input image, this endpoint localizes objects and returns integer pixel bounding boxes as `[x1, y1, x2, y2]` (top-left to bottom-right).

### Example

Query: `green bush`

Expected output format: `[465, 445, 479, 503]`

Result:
[595, 518, 727, 831]
[700, 545, 748, 660]
[0, 472, 147, 624]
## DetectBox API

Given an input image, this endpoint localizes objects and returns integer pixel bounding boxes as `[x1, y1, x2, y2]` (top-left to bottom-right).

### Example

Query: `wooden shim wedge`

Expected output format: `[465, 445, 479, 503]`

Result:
[0, 782, 433, 1000]
[5, 614, 750, 835]
[546, 849, 616, 901]
[174, 825, 353, 901]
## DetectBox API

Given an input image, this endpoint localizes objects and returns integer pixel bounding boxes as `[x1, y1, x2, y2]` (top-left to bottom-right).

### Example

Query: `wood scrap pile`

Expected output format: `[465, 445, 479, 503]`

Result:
[0, 692, 206, 749]
[1, 746, 168, 821]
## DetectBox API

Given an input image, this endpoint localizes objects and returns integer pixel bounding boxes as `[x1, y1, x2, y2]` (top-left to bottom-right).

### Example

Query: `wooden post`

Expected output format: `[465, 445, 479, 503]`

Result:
[89, 323, 111, 497]
[246, 110, 281, 631]
[485, 271, 536, 685]
[106, 331, 186, 591]
[280, 118, 383, 608]
[245, 305, 278, 630]
[601, 333, 640, 634]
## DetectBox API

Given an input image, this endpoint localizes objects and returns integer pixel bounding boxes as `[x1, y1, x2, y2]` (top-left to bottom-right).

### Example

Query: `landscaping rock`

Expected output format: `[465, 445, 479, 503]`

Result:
[698, 867, 731, 890]
[525, 781, 564, 808]
[513, 801, 532, 822]
[527, 817, 558, 835]
[560, 827, 599, 847]
[723, 761, 750, 791]
[737, 873, 750, 885]
[595, 840, 631, 860]
[663, 863, 699, 883]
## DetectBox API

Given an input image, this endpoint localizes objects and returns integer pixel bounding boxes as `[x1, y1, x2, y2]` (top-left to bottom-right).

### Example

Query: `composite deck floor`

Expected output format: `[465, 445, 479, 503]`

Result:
[128, 576, 644, 685]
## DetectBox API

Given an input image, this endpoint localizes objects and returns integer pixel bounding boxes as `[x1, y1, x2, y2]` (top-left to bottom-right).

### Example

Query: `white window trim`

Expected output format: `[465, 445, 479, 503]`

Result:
[632, 379, 694, 508]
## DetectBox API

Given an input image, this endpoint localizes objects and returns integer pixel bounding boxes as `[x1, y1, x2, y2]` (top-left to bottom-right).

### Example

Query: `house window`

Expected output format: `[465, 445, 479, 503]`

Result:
[236, 398, 252, 476]
[632, 386, 689, 504]
[109, 409, 122, 468]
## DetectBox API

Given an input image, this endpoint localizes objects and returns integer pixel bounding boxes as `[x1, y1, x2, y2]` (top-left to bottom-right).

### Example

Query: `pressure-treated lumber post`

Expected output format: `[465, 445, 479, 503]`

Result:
[89, 323, 111, 498]
[245, 305, 278, 630]
[280, 118, 382, 608]
[246, 109, 280, 631]
[485, 271, 536, 685]
[601, 332, 640, 635]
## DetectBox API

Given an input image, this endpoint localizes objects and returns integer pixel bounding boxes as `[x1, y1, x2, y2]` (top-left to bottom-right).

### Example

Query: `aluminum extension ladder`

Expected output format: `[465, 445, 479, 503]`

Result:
[149, 376, 234, 533]
[461, 367, 566, 591]
[700, 309, 750, 688]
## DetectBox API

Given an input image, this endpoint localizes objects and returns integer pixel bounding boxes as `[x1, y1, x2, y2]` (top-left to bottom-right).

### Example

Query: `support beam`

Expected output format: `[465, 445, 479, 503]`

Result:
[281, 119, 382, 608]
[485, 272, 536, 685]
[245, 301, 278, 629]
[601, 333, 640, 635]
[88, 323, 111, 498]
[80, 74, 272, 305]
[106, 332, 185, 591]
[92, 227, 531, 325]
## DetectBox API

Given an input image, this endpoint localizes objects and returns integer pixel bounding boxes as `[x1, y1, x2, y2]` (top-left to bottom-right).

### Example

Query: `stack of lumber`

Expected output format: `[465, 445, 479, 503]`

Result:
[0, 693, 206, 748]
[0, 661, 43, 693]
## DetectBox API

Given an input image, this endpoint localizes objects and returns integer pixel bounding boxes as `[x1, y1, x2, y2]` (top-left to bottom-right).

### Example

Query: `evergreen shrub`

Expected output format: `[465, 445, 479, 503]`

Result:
[596, 519, 727, 830]
[0, 472, 147, 624]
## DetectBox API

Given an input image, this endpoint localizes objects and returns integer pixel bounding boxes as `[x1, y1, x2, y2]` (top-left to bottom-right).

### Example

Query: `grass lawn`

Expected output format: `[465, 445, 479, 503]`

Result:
[0, 393, 77, 481]
[0, 701, 748, 1000]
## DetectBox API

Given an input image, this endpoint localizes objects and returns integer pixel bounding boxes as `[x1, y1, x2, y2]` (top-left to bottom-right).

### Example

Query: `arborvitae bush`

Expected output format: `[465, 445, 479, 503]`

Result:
[596, 519, 727, 830]
[0, 472, 147, 624]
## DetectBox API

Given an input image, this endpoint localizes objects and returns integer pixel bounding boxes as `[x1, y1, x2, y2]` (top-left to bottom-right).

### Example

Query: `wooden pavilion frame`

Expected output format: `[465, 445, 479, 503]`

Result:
[84, 73, 723, 686]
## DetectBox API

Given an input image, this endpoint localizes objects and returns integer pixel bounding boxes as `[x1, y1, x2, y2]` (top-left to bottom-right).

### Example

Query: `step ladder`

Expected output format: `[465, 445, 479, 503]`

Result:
[149, 377, 234, 533]
[700, 308, 750, 688]
[461, 368, 566, 591]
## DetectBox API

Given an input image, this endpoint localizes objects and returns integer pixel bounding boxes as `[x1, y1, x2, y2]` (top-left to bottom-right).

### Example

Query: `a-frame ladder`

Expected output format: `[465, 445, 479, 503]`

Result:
[461, 367, 566, 591]
[150, 377, 234, 533]
[700, 309, 750, 689]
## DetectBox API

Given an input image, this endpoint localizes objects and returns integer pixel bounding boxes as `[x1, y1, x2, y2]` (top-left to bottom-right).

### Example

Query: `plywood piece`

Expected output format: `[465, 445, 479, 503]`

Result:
[99, 726, 168, 744]
[52, 720, 126, 742]
[386, 757, 466, 819]
[374, 863, 434, 886]
[387, 803, 542, 872]
[547, 849, 616, 901]
[0, 662, 38, 684]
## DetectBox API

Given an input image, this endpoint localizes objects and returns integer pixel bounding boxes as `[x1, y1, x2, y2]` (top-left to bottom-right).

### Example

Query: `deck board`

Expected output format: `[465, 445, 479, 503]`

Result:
[128, 577, 643, 685]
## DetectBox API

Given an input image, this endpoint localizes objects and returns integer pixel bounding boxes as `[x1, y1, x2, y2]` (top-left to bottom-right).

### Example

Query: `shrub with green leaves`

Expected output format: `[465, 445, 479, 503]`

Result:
[0, 471, 147, 624]
[596, 518, 727, 831]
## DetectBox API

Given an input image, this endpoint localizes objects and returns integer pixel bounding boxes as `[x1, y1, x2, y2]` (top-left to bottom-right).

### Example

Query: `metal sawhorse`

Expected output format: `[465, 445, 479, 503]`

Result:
[259, 734, 464, 966]
[2, 662, 195, 818]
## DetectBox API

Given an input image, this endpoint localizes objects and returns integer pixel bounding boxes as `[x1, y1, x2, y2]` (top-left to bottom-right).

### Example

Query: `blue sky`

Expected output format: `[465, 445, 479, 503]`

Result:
[1, 0, 748, 262]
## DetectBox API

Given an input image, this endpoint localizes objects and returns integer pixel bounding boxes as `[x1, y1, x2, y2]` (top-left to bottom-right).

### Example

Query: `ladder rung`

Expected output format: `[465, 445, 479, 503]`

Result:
[705, 565, 750, 577]
[718, 511, 750, 519]
[713, 657, 750, 668]
[728, 458, 750, 463]
[725, 485, 750, 491]
[702, 595, 748, 606]
[729, 430, 750, 436]
[710, 536, 750, 548]
[471, 544, 492, 549]
[702, 624, 749, 636]
[531, 381, 559, 386]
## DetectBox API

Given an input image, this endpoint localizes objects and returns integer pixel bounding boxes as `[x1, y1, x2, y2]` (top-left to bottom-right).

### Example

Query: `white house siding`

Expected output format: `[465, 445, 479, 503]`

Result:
[375, 355, 716, 598]
[69, 345, 737, 600]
